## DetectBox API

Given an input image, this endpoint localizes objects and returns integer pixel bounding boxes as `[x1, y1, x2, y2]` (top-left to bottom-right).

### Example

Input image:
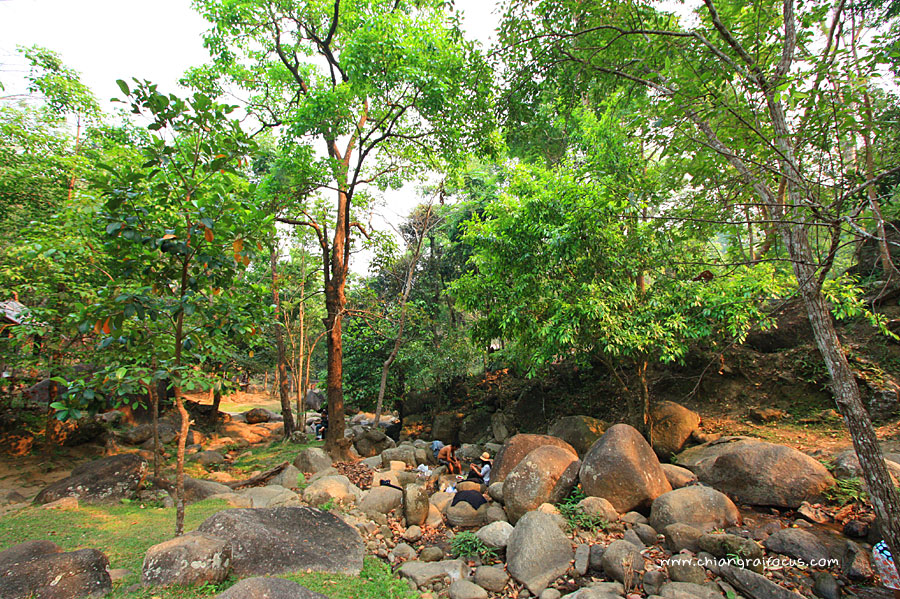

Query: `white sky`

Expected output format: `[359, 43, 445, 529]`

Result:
[0, 0, 502, 273]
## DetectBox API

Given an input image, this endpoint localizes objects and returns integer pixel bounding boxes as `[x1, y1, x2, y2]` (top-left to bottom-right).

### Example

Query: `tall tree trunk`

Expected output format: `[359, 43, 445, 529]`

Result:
[270, 249, 295, 438]
[786, 223, 900, 574]
[322, 188, 353, 460]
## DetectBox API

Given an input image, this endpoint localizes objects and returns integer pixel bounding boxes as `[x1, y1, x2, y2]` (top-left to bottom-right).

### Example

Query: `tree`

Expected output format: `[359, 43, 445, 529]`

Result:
[194, 0, 494, 458]
[453, 105, 783, 432]
[97, 80, 261, 535]
[373, 202, 434, 425]
[496, 0, 900, 572]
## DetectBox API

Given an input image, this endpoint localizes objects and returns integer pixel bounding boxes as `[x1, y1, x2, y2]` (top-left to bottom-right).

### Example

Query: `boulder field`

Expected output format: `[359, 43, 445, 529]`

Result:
[6, 403, 887, 599]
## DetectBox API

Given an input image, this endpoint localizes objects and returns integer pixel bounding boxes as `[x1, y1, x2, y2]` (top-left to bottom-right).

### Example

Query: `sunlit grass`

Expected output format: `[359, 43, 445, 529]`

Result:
[0, 498, 415, 599]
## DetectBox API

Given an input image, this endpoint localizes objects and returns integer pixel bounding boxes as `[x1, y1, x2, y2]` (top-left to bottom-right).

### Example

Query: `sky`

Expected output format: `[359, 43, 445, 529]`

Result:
[0, 0, 502, 273]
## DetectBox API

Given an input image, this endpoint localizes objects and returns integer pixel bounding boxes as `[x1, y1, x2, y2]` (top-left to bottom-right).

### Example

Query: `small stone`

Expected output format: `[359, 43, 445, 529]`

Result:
[540, 589, 562, 599]
[420, 546, 444, 562]
[392, 543, 416, 561]
[449, 579, 488, 599]
[633, 523, 658, 545]
[574, 544, 590, 576]
[666, 555, 707, 585]
[589, 544, 605, 571]
[474, 565, 510, 592]
[42, 497, 79, 510]
[624, 529, 645, 548]
[643, 570, 666, 595]
[664, 523, 702, 553]
[813, 571, 841, 599]
[842, 520, 869, 538]
[404, 525, 423, 542]
[620, 511, 649, 525]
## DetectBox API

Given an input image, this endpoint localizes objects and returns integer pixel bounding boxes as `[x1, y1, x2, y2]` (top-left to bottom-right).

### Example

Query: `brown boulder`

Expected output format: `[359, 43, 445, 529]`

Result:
[676, 437, 835, 508]
[34, 453, 147, 505]
[493, 434, 577, 482]
[547, 415, 607, 457]
[579, 424, 671, 513]
[650, 401, 701, 459]
[0, 541, 111, 599]
[504, 445, 581, 523]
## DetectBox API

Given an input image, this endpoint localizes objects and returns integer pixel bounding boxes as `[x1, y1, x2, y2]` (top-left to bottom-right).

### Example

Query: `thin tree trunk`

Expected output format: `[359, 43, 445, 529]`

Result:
[173, 257, 190, 537]
[149, 378, 160, 478]
[209, 382, 222, 428]
[374, 204, 432, 425]
[270, 249, 295, 438]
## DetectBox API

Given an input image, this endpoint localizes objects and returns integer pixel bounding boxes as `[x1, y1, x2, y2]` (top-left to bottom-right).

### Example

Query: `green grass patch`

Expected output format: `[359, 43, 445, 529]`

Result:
[0, 499, 228, 593]
[0, 499, 416, 599]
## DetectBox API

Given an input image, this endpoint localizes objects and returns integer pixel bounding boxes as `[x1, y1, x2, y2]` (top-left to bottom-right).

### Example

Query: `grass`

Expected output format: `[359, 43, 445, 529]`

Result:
[0, 499, 228, 594]
[0, 498, 417, 599]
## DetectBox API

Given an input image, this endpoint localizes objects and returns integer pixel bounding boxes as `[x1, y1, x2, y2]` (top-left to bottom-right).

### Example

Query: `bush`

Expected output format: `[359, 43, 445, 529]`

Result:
[450, 531, 497, 561]
[557, 486, 609, 532]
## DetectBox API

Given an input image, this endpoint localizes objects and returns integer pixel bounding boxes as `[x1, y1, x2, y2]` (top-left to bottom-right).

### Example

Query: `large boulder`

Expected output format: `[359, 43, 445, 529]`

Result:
[432, 412, 464, 443]
[506, 511, 574, 595]
[476, 521, 514, 549]
[676, 437, 835, 508]
[649, 485, 741, 533]
[34, 453, 148, 505]
[493, 434, 577, 482]
[353, 427, 395, 457]
[763, 528, 830, 565]
[302, 475, 361, 507]
[0, 540, 111, 599]
[720, 564, 805, 599]
[358, 485, 403, 517]
[215, 577, 328, 599]
[141, 532, 231, 587]
[197, 507, 364, 576]
[547, 415, 607, 457]
[293, 447, 333, 474]
[503, 445, 581, 523]
[650, 401, 701, 459]
[382, 445, 418, 468]
[244, 407, 281, 424]
[491, 411, 516, 443]
[579, 424, 671, 513]
[831, 449, 900, 485]
[398, 559, 468, 588]
[404, 484, 429, 526]
[459, 408, 492, 444]
[183, 477, 234, 504]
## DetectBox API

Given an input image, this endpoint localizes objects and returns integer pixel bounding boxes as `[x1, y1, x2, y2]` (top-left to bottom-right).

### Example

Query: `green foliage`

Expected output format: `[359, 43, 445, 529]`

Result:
[557, 486, 609, 532]
[825, 478, 869, 505]
[449, 531, 497, 561]
[452, 107, 787, 378]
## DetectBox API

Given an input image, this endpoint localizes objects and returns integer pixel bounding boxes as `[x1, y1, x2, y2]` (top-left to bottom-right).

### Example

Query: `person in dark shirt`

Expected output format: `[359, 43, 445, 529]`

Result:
[450, 489, 487, 510]
[315, 406, 328, 440]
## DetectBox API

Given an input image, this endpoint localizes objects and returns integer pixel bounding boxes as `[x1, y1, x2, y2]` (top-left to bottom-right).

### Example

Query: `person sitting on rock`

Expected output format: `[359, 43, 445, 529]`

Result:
[450, 488, 487, 511]
[437, 441, 461, 474]
[315, 406, 328, 440]
[466, 452, 492, 486]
